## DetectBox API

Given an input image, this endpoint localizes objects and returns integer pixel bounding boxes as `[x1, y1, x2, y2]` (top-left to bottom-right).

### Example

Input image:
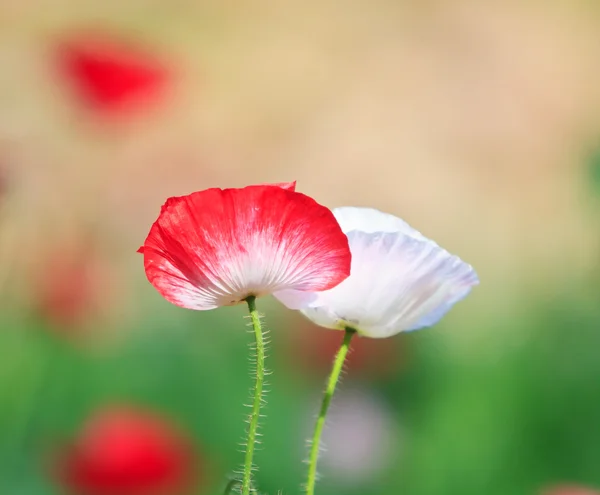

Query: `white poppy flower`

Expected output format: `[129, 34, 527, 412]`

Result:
[275, 207, 479, 338]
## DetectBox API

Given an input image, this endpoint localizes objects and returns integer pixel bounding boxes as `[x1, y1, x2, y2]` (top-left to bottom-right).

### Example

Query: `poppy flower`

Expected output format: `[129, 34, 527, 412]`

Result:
[56, 31, 170, 115]
[275, 207, 478, 338]
[138, 183, 351, 311]
[51, 406, 200, 495]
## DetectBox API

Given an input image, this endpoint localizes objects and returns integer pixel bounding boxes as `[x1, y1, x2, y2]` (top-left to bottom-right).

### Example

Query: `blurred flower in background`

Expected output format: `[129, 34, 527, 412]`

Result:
[541, 485, 600, 495]
[285, 312, 408, 380]
[49, 405, 201, 495]
[30, 239, 118, 338]
[300, 387, 400, 491]
[54, 29, 172, 120]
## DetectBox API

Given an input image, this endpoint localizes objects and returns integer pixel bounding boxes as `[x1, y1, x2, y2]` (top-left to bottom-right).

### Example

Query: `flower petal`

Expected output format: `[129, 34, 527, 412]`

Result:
[404, 284, 474, 331]
[140, 185, 351, 310]
[333, 206, 427, 240]
[136, 182, 295, 255]
[275, 207, 478, 338]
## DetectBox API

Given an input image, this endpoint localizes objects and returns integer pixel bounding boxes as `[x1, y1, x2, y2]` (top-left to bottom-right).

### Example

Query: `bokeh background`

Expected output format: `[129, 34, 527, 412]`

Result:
[1, 1, 600, 494]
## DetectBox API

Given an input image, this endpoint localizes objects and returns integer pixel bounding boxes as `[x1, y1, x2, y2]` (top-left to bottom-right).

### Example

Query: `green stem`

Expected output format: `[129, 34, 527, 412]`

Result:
[242, 296, 265, 495]
[306, 327, 356, 495]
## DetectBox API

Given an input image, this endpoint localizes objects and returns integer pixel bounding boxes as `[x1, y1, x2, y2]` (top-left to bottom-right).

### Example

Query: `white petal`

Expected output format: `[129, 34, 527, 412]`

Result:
[273, 289, 319, 310]
[405, 285, 474, 331]
[274, 208, 478, 338]
[333, 206, 428, 241]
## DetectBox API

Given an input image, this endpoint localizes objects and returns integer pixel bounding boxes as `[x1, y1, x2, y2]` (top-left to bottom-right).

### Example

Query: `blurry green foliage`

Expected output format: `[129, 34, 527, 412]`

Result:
[1, 294, 600, 495]
[589, 145, 600, 194]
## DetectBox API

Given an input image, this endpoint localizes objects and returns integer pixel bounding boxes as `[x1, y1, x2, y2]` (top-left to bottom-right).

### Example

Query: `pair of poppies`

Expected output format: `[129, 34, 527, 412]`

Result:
[138, 182, 478, 338]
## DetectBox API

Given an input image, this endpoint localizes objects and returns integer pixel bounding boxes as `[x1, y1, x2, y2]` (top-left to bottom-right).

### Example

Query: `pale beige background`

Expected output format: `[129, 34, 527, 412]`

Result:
[1, 0, 599, 347]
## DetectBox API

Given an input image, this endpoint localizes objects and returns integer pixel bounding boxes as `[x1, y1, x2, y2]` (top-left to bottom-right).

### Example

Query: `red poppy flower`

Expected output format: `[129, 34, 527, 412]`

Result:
[56, 31, 170, 114]
[138, 183, 351, 311]
[52, 406, 199, 495]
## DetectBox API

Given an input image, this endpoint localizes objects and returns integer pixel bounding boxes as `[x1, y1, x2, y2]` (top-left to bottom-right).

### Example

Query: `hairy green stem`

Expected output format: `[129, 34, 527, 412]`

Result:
[242, 295, 265, 495]
[306, 327, 356, 495]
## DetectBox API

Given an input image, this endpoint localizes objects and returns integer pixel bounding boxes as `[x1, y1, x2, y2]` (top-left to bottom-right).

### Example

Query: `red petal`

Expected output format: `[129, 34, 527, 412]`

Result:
[140, 185, 351, 310]
[57, 32, 169, 114]
[137, 185, 292, 254]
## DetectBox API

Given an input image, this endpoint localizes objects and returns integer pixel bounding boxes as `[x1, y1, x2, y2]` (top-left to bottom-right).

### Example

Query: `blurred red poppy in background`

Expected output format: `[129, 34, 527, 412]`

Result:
[541, 485, 600, 495]
[285, 313, 408, 380]
[55, 30, 171, 116]
[33, 243, 114, 333]
[50, 406, 200, 495]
